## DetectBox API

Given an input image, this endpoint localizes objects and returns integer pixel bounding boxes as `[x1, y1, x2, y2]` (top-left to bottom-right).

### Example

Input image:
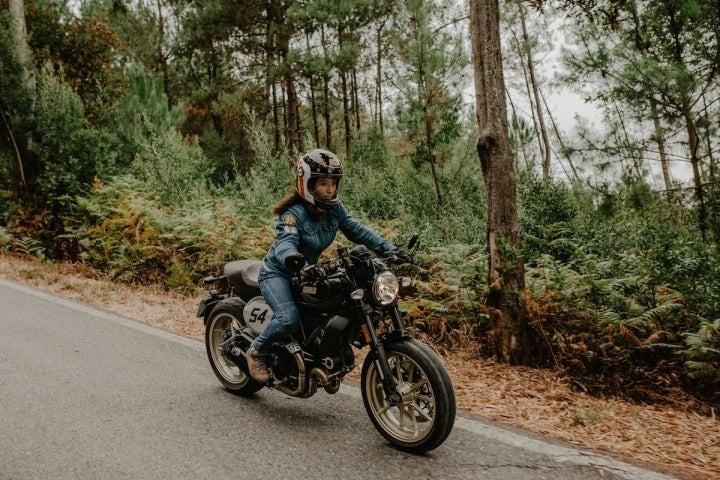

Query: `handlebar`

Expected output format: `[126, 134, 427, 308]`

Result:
[291, 237, 419, 287]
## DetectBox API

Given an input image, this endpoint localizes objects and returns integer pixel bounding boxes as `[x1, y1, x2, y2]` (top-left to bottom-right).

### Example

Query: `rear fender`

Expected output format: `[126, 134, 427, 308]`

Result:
[196, 294, 228, 324]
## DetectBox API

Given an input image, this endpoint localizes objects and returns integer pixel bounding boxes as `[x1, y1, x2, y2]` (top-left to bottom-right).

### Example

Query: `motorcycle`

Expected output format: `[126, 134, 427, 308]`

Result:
[196, 235, 456, 453]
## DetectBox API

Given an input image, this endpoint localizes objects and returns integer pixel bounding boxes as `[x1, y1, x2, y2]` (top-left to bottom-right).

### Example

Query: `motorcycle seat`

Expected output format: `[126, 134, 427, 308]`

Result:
[224, 260, 261, 295]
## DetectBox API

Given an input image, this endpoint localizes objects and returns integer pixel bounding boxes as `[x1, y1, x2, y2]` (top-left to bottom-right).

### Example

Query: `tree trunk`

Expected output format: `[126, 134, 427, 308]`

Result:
[155, 0, 172, 108]
[274, 6, 300, 157]
[683, 106, 707, 239]
[376, 23, 385, 135]
[338, 21, 351, 153]
[8, 0, 31, 194]
[650, 100, 673, 202]
[540, 89, 579, 183]
[9, 0, 33, 89]
[701, 93, 717, 185]
[341, 69, 351, 154]
[352, 67, 361, 131]
[518, 2, 551, 177]
[272, 82, 281, 152]
[424, 108, 443, 207]
[306, 33, 320, 147]
[321, 26, 333, 150]
[469, 0, 534, 366]
[284, 69, 301, 157]
[1, 111, 27, 193]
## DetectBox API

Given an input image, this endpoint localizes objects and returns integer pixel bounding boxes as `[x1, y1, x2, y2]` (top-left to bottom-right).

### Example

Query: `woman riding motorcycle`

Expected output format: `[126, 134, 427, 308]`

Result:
[246, 149, 411, 382]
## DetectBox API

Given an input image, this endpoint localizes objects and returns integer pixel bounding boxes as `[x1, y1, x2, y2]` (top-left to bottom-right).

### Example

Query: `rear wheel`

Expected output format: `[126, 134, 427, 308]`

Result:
[205, 298, 264, 396]
[361, 339, 456, 453]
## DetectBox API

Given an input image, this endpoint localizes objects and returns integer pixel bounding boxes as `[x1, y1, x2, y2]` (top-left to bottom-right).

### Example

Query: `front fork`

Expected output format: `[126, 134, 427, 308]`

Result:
[362, 305, 409, 406]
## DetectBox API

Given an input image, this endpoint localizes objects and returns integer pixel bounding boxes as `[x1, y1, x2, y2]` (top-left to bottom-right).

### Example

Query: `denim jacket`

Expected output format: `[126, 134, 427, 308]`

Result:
[262, 201, 395, 275]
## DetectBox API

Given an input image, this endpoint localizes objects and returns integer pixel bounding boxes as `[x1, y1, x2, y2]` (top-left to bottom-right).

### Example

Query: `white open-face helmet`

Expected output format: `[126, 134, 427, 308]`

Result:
[296, 149, 343, 209]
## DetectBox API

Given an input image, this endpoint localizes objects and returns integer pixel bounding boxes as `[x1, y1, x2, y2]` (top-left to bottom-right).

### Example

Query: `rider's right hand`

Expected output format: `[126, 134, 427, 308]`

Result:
[284, 253, 306, 273]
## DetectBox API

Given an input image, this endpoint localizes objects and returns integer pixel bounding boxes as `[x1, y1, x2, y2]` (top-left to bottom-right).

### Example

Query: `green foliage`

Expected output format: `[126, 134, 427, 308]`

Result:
[218, 110, 292, 220]
[122, 72, 185, 131]
[518, 174, 579, 261]
[132, 125, 212, 206]
[518, 180, 720, 405]
[30, 65, 115, 201]
[683, 318, 720, 403]
[390, 0, 467, 208]
[198, 88, 265, 184]
[344, 126, 400, 220]
[0, 225, 46, 260]
[349, 129, 487, 246]
[105, 70, 185, 168]
[67, 176, 272, 287]
[26, 0, 126, 118]
[0, 10, 34, 197]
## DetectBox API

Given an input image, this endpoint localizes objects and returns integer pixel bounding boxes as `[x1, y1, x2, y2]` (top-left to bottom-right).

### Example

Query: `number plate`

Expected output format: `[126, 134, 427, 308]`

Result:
[243, 296, 275, 334]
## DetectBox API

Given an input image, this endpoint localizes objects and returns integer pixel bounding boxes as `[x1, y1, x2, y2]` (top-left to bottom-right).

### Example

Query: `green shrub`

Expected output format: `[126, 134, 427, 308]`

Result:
[683, 318, 720, 404]
[132, 126, 212, 206]
[67, 176, 274, 285]
[518, 174, 579, 262]
[30, 65, 115, 201]
[344, 128, 402, 221]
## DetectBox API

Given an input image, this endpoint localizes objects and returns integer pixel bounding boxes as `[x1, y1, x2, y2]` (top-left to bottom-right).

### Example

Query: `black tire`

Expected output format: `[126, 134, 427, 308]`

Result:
[205, 298, 264, 396]
[361, 339, 456, 453]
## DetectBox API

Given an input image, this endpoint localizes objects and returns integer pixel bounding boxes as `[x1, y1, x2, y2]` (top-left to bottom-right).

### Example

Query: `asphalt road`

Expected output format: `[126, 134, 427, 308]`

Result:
[0, 278, 683, 480]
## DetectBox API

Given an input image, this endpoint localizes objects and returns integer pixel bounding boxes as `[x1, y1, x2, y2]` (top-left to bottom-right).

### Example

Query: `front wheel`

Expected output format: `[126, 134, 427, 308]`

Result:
[205, 298, 264, 396]
[361, 339, 456, 453]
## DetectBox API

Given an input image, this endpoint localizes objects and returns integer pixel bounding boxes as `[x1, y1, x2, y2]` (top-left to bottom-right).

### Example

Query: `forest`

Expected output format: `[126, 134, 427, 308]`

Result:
[1, 0, 719, 411]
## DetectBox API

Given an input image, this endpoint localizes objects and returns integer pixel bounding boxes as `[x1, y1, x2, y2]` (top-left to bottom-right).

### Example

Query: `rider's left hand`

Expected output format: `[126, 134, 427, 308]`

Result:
[391, 248, 413, 264]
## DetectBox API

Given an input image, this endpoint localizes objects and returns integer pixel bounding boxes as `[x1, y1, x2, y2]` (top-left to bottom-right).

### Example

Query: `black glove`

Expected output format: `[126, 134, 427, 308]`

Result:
[387, 248, 413, 264]
[284, 253, 306, 273]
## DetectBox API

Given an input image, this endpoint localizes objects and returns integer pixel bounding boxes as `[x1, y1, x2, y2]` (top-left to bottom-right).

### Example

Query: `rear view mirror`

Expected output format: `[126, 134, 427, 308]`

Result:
[408, 234, 420, 254]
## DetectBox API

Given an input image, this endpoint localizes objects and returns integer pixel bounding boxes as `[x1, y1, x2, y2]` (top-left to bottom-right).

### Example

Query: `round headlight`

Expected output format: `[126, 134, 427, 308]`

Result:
[373, 271, 399, 306]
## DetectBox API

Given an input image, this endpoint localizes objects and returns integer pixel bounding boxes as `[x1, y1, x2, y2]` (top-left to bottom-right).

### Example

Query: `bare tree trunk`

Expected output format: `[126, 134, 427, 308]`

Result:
[341, 69, 351, 154]
[275, 15, 299, 157]
[650, 100, 672, 201]
[539, 89, 580, 182]
[1, 111, 26, 193]
[272, 82, 281, 152]
[285, 70, 301, 157]
[376, 22, 385, 135]
[702, 93, 717, 184]
[306, 33, 320, 147]
[265, 4, 280, 152]
[8, 0, 31, 194]
[321, 26, 333, 150]
[469, 0, 534, 366]
[518, 2, 551, 177]
[683, 106, 707, 238]
[424, 111, 443, 207]
[508, 20, 538, 170]
[352, 67, 361, 131]
[9, 0, 33, 89]
[155, 0, 172, 108]
[338, 22, 351, 153]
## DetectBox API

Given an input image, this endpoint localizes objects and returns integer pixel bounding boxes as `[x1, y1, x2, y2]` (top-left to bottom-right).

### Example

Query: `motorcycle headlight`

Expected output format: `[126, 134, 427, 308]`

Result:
[373, 271, 399, 306]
